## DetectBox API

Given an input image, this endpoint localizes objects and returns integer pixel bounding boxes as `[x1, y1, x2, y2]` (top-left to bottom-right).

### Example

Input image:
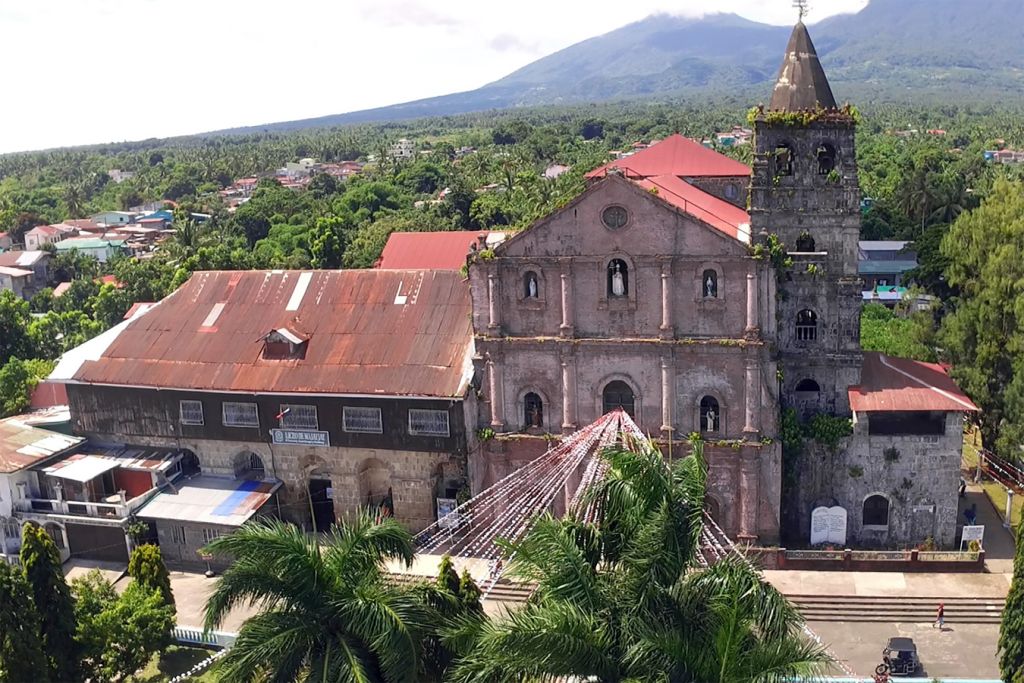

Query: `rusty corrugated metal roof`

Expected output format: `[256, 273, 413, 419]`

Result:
[849, 352, 979, 413]
[378, 231, 492, 270]
[71, 269, 474, 398]
[0, 416, 83, 474]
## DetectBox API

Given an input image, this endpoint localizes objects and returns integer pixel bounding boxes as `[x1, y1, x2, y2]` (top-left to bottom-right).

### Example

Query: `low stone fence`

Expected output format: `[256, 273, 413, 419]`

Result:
[767, 547, 985, 572]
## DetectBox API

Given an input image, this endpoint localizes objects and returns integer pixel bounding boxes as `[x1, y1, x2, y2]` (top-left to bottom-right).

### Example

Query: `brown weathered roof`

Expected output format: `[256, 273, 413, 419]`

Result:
[849, 352, 978, 413]
[769, 22, 837, 112]
[70, 269, 474, 398]
[0, 416, 83, 474]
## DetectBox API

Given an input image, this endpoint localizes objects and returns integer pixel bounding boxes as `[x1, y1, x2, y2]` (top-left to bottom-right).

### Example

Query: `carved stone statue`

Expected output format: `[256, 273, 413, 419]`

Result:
[705, 274, 716, 298]
[527, 275, 538, 298]
[611, 263, 626, 297]
[705, 407, 717, 432]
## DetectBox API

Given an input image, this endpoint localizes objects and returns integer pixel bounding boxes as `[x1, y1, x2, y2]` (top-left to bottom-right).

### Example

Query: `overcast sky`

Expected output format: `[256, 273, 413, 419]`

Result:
[0, 0, 868, 154]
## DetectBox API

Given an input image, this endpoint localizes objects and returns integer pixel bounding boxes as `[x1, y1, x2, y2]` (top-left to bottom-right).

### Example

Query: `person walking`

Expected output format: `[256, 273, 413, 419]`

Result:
[933, 602, 945, 629]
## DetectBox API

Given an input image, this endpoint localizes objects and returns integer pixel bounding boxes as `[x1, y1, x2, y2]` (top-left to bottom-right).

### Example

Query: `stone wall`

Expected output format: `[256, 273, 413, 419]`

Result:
[86, 431, 466, 533]
[784, 411, 963, 548]
[477, 436, 782, 544]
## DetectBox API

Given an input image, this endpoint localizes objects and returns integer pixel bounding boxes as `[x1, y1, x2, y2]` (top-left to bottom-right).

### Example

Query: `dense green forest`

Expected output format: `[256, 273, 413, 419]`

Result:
[2, 101, 1024, 456]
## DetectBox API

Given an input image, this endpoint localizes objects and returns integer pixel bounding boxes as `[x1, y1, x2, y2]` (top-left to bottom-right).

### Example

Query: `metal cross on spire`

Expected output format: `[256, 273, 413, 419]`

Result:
[793, 0, 809, 22]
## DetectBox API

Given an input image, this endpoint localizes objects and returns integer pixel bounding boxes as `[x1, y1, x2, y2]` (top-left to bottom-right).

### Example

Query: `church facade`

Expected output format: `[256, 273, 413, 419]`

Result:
[466, 20, 976, 548]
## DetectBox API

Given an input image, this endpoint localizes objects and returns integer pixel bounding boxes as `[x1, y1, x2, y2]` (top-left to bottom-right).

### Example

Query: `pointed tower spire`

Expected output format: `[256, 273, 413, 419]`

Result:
[768, 21, 836, 112]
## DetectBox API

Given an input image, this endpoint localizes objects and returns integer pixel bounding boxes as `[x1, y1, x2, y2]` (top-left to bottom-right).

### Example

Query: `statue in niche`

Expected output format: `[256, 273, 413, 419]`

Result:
[611, 262, 626, 297]
[705, 407, 717, 432]
[703, 270, 718, 298]
[527, 274, 538, 298]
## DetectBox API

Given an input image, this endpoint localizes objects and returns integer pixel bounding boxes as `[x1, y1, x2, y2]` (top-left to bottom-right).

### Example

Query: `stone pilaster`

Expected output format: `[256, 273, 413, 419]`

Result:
[561, 355, 577, 434]
[738, 455, 759, 543]
[744, 355, 760, 436]
[661, 357, 674, 434]
[487, 271, 500, 332]
[659, 260, 673, 339]
[745, 270, 759, 337]
[487, 356, 505, 430]
[559, 260, 574, 337]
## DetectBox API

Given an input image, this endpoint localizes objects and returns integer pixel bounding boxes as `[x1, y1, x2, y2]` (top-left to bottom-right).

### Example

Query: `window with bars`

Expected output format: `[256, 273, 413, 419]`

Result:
[170, 525, 186, 545]
[409, 409, 450, 437]
[223, 402, 259, 428]
[202, 527, 222, 545]
[343, 407, 383, 434]
[179, 400, 204, 425]
[280, 404, 318, 430]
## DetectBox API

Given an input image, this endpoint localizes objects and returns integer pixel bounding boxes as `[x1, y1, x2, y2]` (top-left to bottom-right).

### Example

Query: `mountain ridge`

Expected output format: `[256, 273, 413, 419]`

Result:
[206, 0, 1024, 137]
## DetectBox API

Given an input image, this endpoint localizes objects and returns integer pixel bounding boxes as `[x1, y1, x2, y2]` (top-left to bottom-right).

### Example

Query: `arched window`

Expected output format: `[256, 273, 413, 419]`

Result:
[796, 309, 818, 342]
[795, 232, 816, 252]
[700, 396, 720, 433]
[602, 380, 635, 417]
[774, 143, 793, 176]
[524, 392, 543, 428]
[523, 271, 539, 299]
[795, 378, 820, 393]
[702, 269, 718, 298]
[817, 143, 837, 175]
[863, 495, 890, 527]
[608, 259, 629, 297]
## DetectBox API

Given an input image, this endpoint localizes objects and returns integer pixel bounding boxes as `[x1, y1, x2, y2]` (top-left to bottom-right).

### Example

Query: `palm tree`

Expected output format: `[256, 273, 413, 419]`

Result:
[449, 436, 830, 682]
[204, 515, 434, 682]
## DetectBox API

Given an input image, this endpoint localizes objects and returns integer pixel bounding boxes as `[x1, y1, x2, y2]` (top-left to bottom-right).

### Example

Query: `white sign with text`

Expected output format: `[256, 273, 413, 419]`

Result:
[810, 505, 848, 546]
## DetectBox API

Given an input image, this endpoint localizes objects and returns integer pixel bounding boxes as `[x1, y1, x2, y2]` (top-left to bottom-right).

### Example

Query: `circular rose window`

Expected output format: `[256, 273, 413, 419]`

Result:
[601, 205, 628, 229]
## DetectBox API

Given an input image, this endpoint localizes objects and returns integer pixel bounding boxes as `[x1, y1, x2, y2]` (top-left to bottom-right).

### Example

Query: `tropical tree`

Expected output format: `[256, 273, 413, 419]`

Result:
[204, 515, 433, 682]
[999, 522, 1024, 682]
[449, 436, 830, 682]
[73, 570, 175, 683]
[127, 543, 175, 611]
[939, 178, 1024, 456]
[0, 559, 48, 683]
[20, 522, 80, 682]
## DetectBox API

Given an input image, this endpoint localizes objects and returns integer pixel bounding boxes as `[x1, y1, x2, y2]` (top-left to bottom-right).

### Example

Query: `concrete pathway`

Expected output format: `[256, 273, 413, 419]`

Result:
[960, 484, 1017, 573]
[764, 568, 1012, 598]
[63, 558, 125, 585]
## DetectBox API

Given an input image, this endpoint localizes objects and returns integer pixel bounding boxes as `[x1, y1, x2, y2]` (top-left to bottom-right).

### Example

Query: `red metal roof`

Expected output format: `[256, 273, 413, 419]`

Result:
[378, 231, 491, 270]
[71, 269, 474, 398]
[586, 134, 751, 180]
[633, 175, 751, 243]
[849, 352, 979, 413]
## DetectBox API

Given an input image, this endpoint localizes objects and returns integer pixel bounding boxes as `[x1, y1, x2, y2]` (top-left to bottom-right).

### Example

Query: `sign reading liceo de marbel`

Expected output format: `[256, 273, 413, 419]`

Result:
[271, 429, 330, 447]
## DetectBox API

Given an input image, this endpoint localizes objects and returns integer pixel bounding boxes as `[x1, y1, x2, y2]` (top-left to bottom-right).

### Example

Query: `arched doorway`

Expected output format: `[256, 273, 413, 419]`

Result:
[358, 459, 393, 519]
[308, 470, 335, 533]
[602, 380, 635, 417]
[179, 450, 201, 477]
[233, 451, 266, 479]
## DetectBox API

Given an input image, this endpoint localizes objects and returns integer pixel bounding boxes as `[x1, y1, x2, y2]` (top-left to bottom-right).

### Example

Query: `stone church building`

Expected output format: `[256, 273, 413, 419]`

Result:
[467, 20, 976, 548]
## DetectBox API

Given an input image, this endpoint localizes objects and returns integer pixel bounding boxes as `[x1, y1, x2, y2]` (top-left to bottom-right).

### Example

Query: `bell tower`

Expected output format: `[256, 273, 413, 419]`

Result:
[749, 19, 862, 416]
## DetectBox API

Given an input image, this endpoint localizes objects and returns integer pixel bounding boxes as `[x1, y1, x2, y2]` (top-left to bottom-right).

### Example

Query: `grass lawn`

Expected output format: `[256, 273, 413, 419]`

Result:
[133, 645, 220, 683]
[962, 428, 1023, 528]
